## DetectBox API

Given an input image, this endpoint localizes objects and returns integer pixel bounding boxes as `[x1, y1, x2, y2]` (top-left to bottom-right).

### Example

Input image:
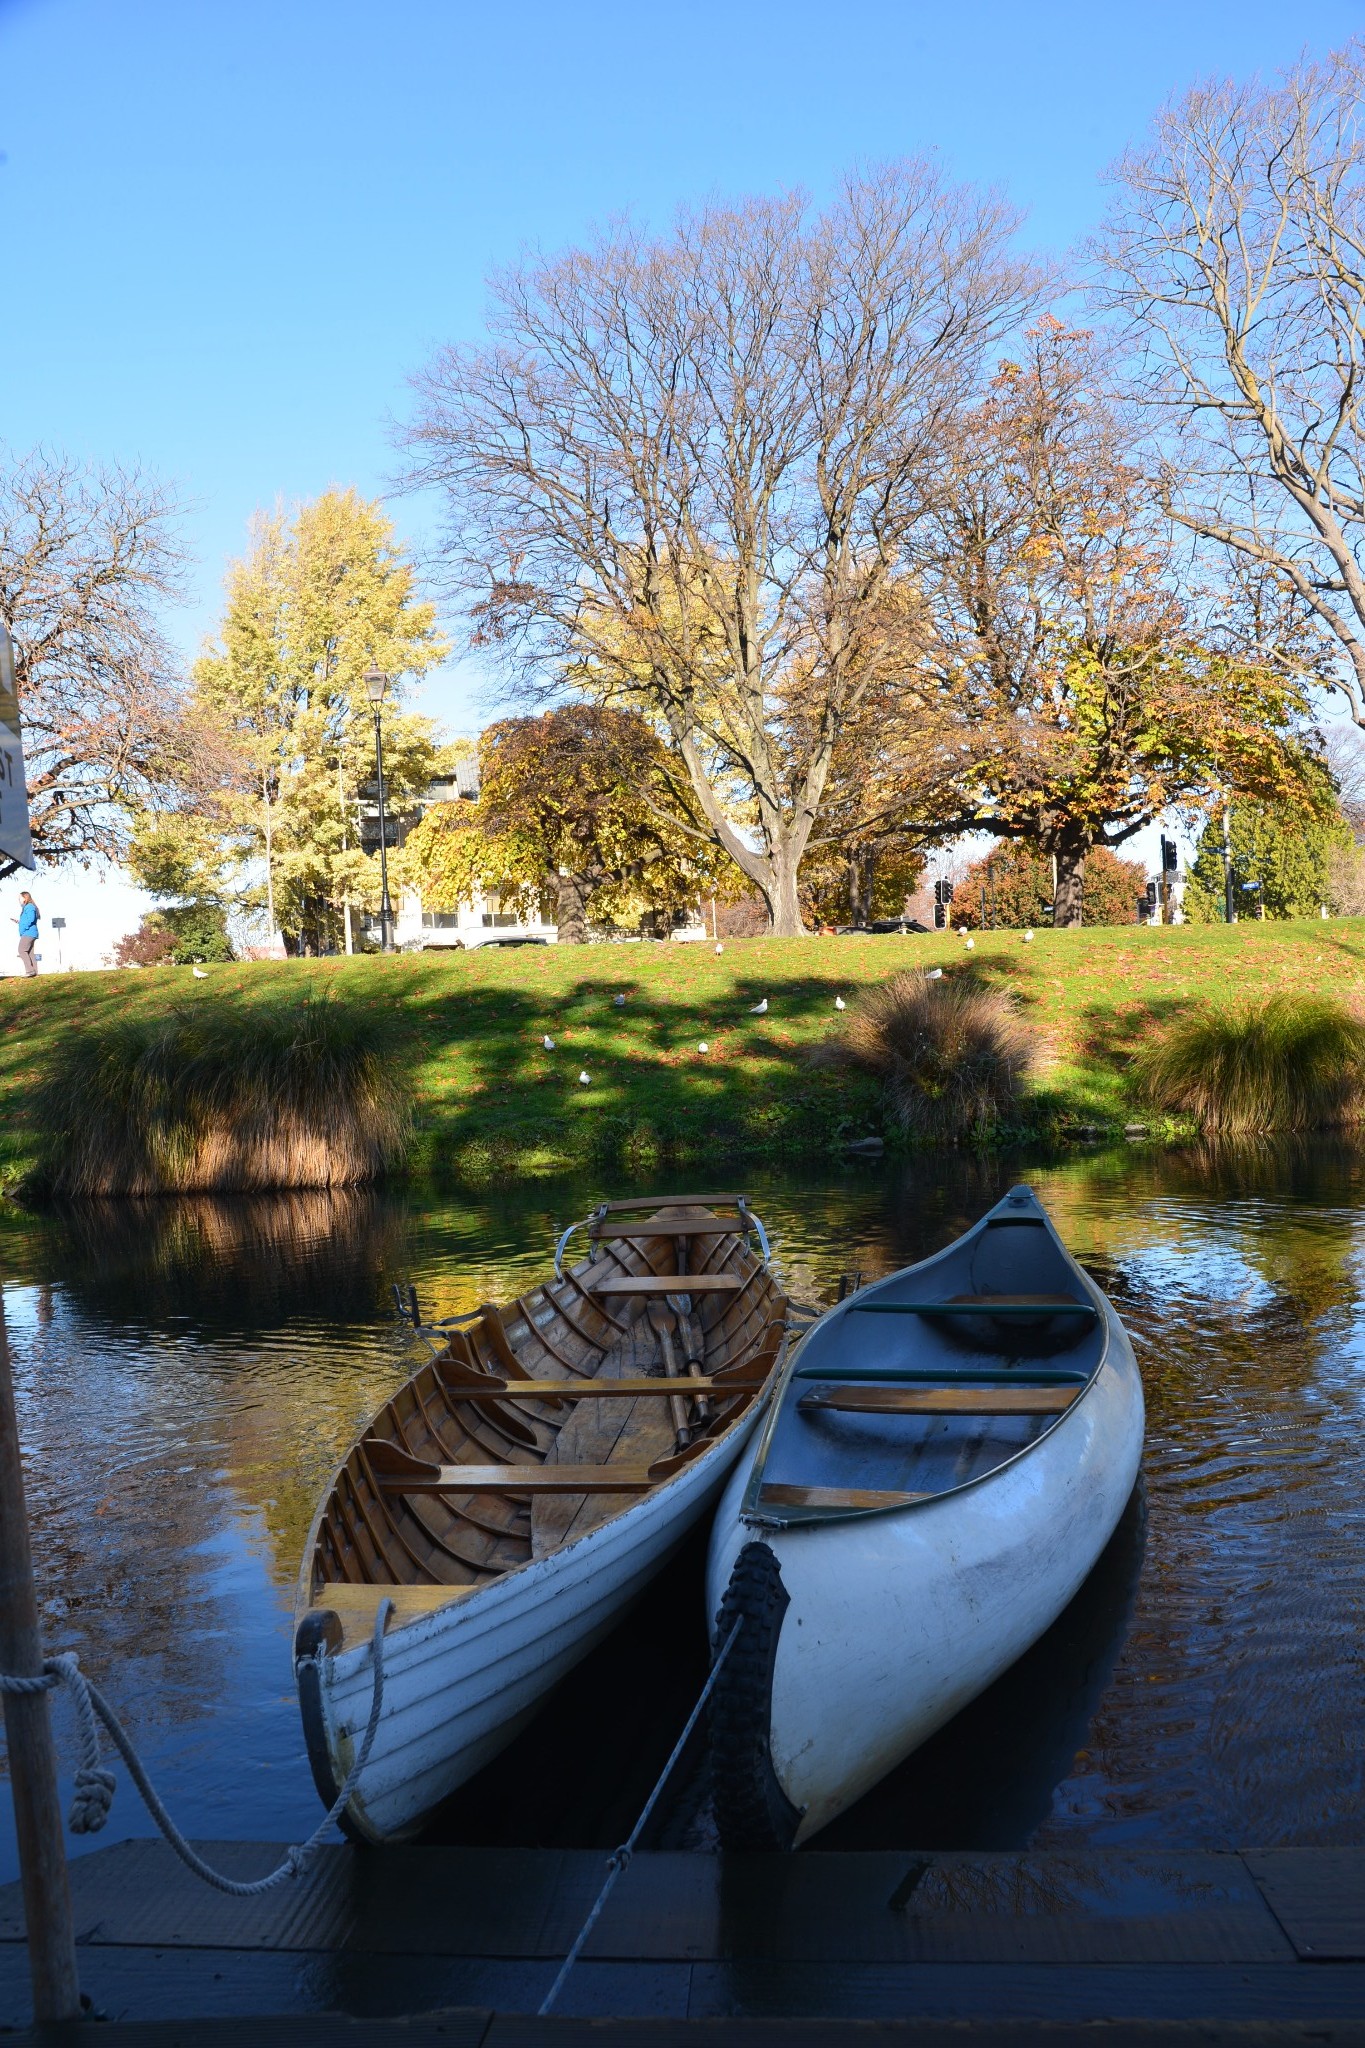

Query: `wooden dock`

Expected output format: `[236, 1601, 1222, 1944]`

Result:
[1, 1841, 1362, 2042]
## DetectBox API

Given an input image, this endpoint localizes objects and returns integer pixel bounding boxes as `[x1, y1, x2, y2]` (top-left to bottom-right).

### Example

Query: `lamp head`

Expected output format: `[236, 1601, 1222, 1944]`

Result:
[364, 667, 389, 705]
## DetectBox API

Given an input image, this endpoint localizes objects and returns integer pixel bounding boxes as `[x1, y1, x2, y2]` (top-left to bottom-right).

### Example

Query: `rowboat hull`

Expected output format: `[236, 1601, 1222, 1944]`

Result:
[705, 1193, 1144, 1846]
[300, 1398, 766, 1843]
[294, 1194, 789, 1844]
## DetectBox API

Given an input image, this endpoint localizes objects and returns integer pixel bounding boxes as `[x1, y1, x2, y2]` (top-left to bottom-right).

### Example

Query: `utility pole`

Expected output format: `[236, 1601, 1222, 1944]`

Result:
[0, 1303, 81, 2022]
[0, 627, 80, 2022]
[1222, 804, 1235, 925]
[365, 668, 395, 953]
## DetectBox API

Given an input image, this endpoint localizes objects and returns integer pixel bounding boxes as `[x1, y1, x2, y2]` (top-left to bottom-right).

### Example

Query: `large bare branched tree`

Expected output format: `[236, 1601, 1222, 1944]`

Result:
[1096, 41, 1365, 724]
[404, 163, 1043, 933]
[0, 447, 189, 877]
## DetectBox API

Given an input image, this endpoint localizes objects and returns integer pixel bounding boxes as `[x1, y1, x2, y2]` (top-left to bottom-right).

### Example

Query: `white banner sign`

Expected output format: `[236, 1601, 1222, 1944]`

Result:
[0, 623, 34, 872]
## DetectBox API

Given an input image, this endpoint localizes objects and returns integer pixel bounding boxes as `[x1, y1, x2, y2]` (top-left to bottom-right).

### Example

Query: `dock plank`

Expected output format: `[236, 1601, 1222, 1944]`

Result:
[583, 1850, 1295, 1965]
[14, 2024, 1365, 2048]
[0, 1846, 617, 1960]
[686, 1960, 1365, 2022]
[0, 1846, 1298, 1967]
[1243, 1847, 1365, 1958]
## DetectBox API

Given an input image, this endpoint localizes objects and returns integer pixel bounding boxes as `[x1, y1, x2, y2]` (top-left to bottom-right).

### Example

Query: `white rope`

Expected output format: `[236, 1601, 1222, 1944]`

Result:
[537, 1617, 743, 2017]
[0, 1597, 392, 1897]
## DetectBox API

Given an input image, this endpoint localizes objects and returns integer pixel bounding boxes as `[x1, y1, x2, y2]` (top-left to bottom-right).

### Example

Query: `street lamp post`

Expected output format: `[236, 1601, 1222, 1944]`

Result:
[364, 667, 394, 953]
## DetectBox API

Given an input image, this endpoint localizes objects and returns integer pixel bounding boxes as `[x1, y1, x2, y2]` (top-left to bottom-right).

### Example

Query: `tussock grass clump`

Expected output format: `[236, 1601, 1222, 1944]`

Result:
[820, 970, 1035, 1142]
[34, 999, 411, 1196]
[1136, 992, 1365, 1134]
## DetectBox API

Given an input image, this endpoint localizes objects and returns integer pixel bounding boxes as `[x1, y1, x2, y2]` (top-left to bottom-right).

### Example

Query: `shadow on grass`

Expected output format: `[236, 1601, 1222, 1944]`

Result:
[15, 968, 886, 1191]
[1073, 995, 1193, 1083]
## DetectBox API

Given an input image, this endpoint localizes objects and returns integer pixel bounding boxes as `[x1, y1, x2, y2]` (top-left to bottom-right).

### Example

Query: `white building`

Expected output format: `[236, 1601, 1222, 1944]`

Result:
[394, 887, 559, 950]
[355, 749, 558, 950]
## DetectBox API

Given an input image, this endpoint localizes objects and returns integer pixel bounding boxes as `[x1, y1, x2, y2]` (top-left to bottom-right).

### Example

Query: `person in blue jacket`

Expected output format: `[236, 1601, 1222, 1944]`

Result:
[13, 891, 38, 975]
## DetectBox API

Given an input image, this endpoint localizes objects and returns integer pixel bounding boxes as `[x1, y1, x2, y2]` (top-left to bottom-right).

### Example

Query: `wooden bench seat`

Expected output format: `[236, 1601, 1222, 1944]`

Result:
[585, 1273, 744, 1296]
[591, 1218, 742, 1239]
[438, 1374, 764, 1400]
[757, 1483, 931, 1512]
[798, 1384, 1081, 1417]
[373, 1458, 658, 1495]
[311, 1581, 474, 1649]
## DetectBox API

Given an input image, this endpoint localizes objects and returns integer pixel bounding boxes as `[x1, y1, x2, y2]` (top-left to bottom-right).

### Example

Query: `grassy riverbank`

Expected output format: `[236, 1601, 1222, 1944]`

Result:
[3, 918, 1363, 1187]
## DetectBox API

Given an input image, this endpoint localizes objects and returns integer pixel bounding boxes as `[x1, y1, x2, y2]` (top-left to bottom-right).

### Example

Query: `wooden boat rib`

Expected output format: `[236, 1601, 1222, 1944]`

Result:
[294, 1194, 790, 1843]
[705, 1183, 1144, 1849]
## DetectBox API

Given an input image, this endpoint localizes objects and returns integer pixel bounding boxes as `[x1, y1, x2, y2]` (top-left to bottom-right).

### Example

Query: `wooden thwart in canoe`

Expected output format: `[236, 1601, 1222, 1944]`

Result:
[797, 1384, 1081, 1415]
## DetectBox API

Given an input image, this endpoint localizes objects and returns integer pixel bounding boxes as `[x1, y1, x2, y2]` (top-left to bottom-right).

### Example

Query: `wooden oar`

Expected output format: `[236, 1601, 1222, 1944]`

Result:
[644, 1297, 692, 1444]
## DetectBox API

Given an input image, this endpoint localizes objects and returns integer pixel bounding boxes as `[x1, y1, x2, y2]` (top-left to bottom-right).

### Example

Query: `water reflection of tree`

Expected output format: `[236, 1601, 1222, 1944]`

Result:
[46, 1191, 414, 1329]
[7, 1195, 419, 1684]
[1038, 1136, 1365, 1383]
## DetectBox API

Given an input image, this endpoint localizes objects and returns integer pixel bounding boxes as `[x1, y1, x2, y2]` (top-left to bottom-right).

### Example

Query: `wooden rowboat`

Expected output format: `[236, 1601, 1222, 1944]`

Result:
[294, 1193, 790, 1843]
[705, 1183, 1143, 1848]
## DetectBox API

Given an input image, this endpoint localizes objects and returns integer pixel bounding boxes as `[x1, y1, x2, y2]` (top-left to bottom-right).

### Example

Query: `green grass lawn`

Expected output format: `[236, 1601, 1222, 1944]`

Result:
[4, 918, 1362, 1187]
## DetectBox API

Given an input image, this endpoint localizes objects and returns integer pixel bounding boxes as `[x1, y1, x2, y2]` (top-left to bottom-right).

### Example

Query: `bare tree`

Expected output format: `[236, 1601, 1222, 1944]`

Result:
[403, 163, 1042, 934]
[1096, 42, 1365, 724]
[0, 447, 189, 877]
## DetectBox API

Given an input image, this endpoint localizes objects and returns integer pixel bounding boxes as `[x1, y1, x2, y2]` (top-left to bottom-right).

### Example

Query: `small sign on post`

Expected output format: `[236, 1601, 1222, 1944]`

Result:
[0, 624, 34, 873]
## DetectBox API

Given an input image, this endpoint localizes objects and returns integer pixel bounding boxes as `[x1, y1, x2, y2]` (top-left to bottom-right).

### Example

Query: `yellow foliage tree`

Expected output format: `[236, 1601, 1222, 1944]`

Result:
[193, 490, 448, 953]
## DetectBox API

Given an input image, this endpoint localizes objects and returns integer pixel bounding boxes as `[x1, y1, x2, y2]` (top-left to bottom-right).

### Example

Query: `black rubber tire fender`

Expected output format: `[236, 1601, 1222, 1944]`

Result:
[709, 1540, 803, 1851]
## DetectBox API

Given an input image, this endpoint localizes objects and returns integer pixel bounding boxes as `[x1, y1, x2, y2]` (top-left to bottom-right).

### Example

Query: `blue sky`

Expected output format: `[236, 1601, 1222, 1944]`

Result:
[0, 0, 1360, 950]
[5, 0, 1361, 730]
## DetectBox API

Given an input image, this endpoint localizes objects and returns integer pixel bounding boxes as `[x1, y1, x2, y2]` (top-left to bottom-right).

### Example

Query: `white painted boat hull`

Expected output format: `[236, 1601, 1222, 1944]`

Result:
[706, 1295, 1143, 1845]
[304, 1401, 765, 1842]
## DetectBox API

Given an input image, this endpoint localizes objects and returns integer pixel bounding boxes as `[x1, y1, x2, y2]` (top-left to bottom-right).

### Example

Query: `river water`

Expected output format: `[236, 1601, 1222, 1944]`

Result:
[1, 1142, 1362, 1885]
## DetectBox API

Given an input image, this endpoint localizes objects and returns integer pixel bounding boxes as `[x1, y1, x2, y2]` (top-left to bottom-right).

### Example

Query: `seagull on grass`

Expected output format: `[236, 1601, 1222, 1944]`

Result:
[964, 937, 975, 951]
[613, 993, 626, 1006]
[834, 996, 846, 1011]
[697, 1041, 709, 1054]
[1023, 930, 1034, 943]
[542, 1035, 556, 1050]
[749, 998, 768, 1014]
[578, 1070, 591, 1086]
[714, 942, 724, 955]
[191, 966, 209, 979]
[927, 967, 944, 980]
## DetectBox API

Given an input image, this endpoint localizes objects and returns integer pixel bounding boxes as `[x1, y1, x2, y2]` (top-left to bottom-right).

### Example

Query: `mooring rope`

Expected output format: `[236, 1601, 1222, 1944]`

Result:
[0, 1597, 392, 1897]
[537, 1616, 743, 2017]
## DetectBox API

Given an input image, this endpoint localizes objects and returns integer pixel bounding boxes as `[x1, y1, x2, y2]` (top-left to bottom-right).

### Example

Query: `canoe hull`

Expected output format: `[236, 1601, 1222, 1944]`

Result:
[705, 1294, 1143, 1846]
[301, 1400, 764, 1843]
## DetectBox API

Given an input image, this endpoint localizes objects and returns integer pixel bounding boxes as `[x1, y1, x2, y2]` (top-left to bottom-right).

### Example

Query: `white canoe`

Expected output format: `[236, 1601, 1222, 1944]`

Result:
[705, 1183, 1143, 1848]
[295, 1194, 791, 1843]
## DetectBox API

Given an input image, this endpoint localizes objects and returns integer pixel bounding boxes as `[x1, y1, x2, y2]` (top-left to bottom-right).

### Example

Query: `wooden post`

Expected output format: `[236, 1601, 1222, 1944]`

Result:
[0, 1299, 81, 2022]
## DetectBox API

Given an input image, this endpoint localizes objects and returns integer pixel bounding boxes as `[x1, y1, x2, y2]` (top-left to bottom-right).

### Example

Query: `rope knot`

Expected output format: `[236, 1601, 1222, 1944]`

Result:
[0, 1668, 58, 1696]
[69, 1765, 116, 1835]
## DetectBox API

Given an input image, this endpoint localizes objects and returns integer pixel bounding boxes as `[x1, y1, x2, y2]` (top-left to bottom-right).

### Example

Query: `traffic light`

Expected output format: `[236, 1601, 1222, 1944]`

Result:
[1160, 836, 1178, 874]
